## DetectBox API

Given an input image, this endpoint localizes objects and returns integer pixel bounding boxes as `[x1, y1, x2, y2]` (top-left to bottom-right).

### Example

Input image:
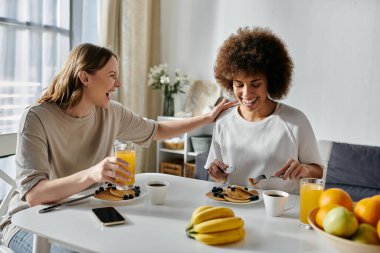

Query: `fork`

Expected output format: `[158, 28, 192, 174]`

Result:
[249, 174, 284, 185]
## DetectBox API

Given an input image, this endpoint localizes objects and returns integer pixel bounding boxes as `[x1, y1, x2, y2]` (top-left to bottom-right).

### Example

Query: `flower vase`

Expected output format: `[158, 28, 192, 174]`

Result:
[163, 94, 174, 116]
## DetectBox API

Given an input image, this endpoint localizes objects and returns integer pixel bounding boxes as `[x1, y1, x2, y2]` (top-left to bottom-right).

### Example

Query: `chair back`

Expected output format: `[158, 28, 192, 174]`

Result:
[0, 133, 17, 217]
[325, 141, 380, 201]
[195, 152, 209, 181]
[317, 139, 333, 181]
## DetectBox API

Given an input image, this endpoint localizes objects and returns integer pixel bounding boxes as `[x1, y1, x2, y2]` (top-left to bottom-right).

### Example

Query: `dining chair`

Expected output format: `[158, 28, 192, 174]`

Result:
[324, 141, 380, 201]
[0, 133, 17, 253]
[317, 139, 333, 181]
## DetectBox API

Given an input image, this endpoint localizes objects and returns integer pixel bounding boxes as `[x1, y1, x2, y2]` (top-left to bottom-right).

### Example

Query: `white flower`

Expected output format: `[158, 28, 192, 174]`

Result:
[175, 70, 190, 84]
[160, 75, 170, 84]
[147, 63, 191, 95]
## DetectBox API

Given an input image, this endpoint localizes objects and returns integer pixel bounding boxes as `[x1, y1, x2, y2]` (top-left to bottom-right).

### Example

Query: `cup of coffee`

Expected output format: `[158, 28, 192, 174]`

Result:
[145, 181, 170, 205]
[263, 190, 292, 217]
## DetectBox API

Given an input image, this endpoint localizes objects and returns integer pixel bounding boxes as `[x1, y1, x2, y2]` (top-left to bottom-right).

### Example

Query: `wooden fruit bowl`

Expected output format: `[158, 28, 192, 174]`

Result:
[308, 208, 380, 253]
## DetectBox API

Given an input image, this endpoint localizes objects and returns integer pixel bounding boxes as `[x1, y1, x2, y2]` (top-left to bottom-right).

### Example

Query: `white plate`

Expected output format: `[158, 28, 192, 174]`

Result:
[94, 189, 146, 204]
[205, 188, 263, 205]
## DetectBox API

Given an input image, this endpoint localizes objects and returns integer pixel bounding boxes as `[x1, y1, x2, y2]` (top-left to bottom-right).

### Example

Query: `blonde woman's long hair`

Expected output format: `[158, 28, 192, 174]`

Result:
[38, 43, 118, 109]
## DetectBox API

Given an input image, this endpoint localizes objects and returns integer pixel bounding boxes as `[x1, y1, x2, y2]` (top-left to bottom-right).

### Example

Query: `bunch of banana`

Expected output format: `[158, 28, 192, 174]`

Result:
[186, 205, 245, 245]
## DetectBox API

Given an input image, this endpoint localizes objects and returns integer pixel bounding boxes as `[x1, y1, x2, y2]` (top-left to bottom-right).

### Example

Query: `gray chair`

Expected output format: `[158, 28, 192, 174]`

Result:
[324, 141, 380, 202]
[195, 152, 209, 181]
[0, 133, 17, 253]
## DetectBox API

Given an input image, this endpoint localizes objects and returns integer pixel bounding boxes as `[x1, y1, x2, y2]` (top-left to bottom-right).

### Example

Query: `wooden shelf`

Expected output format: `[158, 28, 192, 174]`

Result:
[156, 116, 213, 175]
[159, 148, 185, 155]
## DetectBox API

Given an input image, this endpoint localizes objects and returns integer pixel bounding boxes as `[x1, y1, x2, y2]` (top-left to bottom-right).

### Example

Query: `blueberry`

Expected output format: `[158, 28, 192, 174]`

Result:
[213, 192, 219, 197]
[134, 186, 140, 190]
[107, 183, 113, 187]
[212, 186, 218, 193]
[135, 192, 140, 197]
[95, 190, 100, 194]
[123, 195, 129, 200]
[217, 187, 223, 192]
[231, 187, 236, 191]
[250, 195, 259, 201]
[98, 186, 104, 192]
[129, 194, 134, 199]
[111, 186, 116, 190]
[244, 187, 248, 190]
[218, 193, 225, 198]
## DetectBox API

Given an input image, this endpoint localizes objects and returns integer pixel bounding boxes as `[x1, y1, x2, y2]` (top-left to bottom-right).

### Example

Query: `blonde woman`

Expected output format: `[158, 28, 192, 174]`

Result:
[0, 43, 235, 253]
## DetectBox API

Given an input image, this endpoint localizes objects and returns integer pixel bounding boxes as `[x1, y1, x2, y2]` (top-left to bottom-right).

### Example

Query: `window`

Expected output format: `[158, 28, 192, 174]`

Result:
[0, 0, 70, 134]
[0, 0, 100, 201]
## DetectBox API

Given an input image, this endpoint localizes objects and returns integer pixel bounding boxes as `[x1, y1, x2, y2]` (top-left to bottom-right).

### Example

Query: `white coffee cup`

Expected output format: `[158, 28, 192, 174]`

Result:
[145, 180, 169, 205]
[263, 190, 292, 217]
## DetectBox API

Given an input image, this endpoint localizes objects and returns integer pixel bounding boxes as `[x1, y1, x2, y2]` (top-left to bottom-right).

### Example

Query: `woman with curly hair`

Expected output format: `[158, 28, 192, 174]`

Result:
[206, 27, 323, 194]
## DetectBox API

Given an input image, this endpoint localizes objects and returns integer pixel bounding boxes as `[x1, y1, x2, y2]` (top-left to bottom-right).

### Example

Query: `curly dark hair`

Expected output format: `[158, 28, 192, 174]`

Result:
[214, 27, 293, 100]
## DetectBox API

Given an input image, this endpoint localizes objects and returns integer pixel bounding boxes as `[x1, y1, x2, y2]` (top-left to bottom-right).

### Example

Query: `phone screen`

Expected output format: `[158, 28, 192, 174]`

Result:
[92, 207, 125, 226]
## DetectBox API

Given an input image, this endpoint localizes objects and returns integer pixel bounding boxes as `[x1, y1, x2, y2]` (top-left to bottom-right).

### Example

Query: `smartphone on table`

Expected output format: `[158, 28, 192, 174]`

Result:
[92, 207, 125, 226]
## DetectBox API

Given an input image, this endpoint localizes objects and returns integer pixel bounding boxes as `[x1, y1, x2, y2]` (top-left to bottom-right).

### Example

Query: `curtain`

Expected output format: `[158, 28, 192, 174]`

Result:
[99, 0, 161, 173]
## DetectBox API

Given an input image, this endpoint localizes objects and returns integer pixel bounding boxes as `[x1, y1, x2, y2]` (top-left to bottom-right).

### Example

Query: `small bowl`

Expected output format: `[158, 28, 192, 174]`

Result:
[308, 208, 380, 253]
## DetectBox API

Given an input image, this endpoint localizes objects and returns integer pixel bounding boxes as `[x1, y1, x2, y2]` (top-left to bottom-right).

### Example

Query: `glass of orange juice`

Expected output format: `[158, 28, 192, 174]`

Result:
[299, 178, 324, 229]
[114, 142, 135, 190]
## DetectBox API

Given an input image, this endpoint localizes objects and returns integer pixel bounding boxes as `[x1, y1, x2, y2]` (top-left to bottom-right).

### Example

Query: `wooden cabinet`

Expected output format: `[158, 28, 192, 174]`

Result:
[156, 116, 213, 176]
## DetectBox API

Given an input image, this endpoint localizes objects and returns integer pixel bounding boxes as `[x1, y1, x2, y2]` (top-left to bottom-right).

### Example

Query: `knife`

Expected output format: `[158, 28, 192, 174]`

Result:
[38, 192, 95, 213]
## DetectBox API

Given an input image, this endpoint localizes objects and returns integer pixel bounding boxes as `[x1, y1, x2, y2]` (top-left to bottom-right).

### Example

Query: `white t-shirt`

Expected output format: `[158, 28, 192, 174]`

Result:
[205, 103, 323, 194]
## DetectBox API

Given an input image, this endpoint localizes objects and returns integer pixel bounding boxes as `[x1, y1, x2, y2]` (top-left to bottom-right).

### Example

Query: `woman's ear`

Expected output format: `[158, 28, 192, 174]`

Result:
[79, 71, 89, 86]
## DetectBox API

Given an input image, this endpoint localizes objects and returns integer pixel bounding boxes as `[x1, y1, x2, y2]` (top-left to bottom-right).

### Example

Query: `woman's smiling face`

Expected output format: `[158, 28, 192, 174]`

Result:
[85, 56, 120, 109]
[232, 72, 273, 121]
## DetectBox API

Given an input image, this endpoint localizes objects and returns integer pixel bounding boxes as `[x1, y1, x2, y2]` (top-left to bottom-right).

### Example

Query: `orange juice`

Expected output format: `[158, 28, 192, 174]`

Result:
[300, 179, 324, 226]
[115, 150, 135, 186]
[114, 142, 135, 189]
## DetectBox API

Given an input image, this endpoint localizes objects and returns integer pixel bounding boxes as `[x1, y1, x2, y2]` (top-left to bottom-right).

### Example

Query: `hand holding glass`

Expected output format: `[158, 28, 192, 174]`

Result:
[114, 142, 135, 190]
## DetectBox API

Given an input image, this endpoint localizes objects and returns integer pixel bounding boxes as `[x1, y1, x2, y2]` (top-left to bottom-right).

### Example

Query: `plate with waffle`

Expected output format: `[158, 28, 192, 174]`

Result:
[206, 185, 261, 205]
[94, 184, 145, 204]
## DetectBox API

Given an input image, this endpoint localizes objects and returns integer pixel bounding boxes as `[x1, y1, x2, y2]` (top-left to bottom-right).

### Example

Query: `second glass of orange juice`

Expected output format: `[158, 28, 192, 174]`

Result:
[299, 178, 324, 229]
[114, 142, 135, 190]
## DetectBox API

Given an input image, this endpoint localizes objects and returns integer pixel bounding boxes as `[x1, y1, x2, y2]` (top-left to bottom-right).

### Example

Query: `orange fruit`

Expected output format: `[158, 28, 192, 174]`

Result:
[315, 203, 339, 228]
[319, 188, 353, 211]
[354, 197, 380, 227]
[372, 195, 380, 203]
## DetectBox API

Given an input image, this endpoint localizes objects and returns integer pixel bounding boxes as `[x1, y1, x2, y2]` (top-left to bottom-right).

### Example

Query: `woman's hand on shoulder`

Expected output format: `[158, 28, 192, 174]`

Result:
[205, 98, 238, 123]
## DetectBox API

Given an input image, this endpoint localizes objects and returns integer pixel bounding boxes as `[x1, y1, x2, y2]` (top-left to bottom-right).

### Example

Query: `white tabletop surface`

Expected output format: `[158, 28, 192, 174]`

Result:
[12, 173, 338, 253]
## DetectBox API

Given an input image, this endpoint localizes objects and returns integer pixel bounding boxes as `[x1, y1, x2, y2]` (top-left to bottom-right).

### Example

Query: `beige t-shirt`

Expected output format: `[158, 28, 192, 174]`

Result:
[0, 101, 157, 245]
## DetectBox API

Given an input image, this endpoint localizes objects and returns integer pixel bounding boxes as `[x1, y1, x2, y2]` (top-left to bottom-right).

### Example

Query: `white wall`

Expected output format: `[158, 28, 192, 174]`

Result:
[161, 0, 380, 146]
